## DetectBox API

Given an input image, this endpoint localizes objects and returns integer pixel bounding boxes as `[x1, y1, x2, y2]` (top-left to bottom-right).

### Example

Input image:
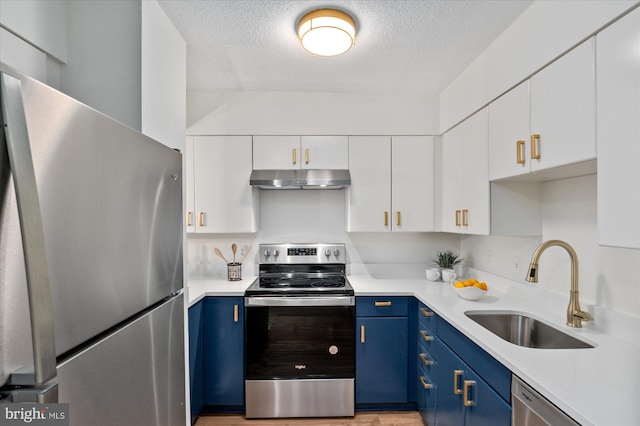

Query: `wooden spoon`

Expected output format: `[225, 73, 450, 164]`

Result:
[239, 245, 252, 264]
[231, 243, 237, 263]
[213, 247, 229, 264]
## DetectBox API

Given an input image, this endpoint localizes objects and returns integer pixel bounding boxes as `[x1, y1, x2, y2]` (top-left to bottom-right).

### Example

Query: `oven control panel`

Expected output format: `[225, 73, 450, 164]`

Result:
[259, 243, 346, 264]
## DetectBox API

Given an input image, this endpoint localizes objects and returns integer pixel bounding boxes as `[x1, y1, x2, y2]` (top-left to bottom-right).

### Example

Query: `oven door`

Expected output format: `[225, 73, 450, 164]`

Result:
[245, 296, 355, 380]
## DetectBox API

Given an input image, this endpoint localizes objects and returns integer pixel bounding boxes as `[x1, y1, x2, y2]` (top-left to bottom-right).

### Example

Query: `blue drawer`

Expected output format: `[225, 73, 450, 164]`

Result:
[357, 296, 409, 317]
[417, 303, 437, 333]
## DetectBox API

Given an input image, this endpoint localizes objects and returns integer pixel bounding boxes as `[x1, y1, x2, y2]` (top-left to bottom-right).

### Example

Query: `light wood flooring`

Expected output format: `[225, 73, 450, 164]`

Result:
[195, 411, 425, 426]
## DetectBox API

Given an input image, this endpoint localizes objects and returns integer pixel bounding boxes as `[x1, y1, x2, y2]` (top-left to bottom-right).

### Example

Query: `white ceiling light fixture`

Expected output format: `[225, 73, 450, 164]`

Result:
[297, 9, 356, 57]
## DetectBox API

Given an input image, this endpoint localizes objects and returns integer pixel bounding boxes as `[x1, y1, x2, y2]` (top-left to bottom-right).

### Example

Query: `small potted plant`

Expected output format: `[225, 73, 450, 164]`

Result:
[429, 250, 464, 281]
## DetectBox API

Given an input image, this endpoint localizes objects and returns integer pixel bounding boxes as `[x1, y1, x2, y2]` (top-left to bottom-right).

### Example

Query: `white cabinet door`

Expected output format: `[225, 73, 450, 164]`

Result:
[185, 136, 196, 233]
[252, 136, 301, 170]
[441, 109, 490, 235]
[462, 109, 490, 235]
[192, 136, 258, 233]
[301, 136, 348, 169]
[488, 81, 530, 180]
[441, 125, 464, 233]
[597, 7, 640, 249]
[392, 136, 434, 232]
[347, 136, 391, 232]
[530, 38, 596, 171]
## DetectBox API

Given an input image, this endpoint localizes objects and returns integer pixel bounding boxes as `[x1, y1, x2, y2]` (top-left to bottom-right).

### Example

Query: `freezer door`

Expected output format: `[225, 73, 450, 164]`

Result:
[57, 294, 186, 426]
[0, 63, 183, 372]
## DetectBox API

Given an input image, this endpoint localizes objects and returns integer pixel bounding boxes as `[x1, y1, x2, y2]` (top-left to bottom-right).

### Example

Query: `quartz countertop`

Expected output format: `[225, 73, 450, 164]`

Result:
[186, 268, 640, 426]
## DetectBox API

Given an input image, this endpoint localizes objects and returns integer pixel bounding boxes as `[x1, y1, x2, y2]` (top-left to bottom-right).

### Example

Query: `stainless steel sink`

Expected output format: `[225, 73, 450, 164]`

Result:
[465, 311, 595, 349]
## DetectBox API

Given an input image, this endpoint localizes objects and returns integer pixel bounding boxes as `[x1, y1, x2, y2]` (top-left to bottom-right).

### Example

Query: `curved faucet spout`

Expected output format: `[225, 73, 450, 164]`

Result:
[525, 240, 594, 328]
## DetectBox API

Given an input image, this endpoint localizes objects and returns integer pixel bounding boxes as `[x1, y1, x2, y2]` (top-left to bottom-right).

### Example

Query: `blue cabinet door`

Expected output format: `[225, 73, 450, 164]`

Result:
[203, 297, 244, 407]
[463, 368, 511, 426]
[356, 316, 409, 404]
[188, 301, 204, 423]
[434, 338, 466, 426]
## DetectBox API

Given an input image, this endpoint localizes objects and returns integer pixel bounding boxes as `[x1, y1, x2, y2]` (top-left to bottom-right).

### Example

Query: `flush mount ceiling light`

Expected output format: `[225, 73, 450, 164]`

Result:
[297, 9, 356, 57]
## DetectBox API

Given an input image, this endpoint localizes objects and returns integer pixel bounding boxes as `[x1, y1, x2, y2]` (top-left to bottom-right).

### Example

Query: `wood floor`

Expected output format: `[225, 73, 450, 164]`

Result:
[195, 411, 425, 426]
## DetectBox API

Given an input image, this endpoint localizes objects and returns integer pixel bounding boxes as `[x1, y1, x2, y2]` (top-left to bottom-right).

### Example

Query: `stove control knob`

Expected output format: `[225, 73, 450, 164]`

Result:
[264, 249, 271, 259]
[325, 249, 331, 257]
[334, 249, 340, 258]
[273, 249, 279, 257]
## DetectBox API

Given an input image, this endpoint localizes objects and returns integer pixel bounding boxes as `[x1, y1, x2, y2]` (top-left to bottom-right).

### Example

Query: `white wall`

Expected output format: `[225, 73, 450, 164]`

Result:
[439, 0, 637, 132]
[141, 1, 186, 152]
[187, 90, 439, 136]
[187, 190, 460, 280]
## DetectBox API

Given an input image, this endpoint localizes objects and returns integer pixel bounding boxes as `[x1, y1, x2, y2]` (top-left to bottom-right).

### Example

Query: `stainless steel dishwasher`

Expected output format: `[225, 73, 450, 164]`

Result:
[512, 375, 580, 426]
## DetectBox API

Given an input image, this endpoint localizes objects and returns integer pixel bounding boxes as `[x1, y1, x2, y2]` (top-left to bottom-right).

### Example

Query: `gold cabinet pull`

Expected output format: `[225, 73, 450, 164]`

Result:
[419, 353, 433, 366]
[453, 369, 464, 394]
[463, 380, 476, 406]
[419, 307, 433, 317]
[360, 325, 365, 343]
[233, 304, 239, 323]
[419, 376, 433, 389]
[455, 210, 461, 226]
[186, 211, 192, 227]
[420, 330, 434, 342]
[462, 209, 469, 227]
[531, 134, 541, 159]
[397, 211, 401, 226]
[374, 301, 392, 307]
[305, 147, 309, 164]
[516, 140, 525, 164]
[384, 211, 389, 226]
[292, 148, 297, 165]
[197, 211, 204, 227]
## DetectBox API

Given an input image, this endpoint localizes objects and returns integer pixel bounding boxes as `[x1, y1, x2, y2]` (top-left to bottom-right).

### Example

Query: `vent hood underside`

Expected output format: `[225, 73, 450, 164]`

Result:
[250, 169, 351, 189]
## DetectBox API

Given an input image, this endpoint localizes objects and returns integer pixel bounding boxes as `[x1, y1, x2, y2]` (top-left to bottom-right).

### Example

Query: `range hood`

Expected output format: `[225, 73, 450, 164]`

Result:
[250, 169, 351, 189]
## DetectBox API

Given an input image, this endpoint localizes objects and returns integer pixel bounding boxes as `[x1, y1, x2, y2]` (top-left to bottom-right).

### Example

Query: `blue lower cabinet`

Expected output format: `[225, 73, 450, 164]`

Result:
[356, 316, 409, 405]
[203, 297, 244, 409]
[188, 300, 204, 424]
[416, 359, 436, 426]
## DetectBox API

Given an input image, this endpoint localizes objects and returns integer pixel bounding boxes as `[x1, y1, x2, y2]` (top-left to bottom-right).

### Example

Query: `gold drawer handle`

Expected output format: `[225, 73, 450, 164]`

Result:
[462, 209, 469, 227]
[198, 211, 204, 227]
[419, 307, 433, 317]
[455, 210, 461, 226]
[420, 330, 434, 342]
[397, 211, 401, 226]
[531, 134, 541, 159]
[419, 376, 433, 389]
[384, 211, 389, 226]
[516, 139, 525, 164]
[233, 304, 239, 323]
[186, 211, 192, 227]
[360, 325, 365, 343]
[292, 148, 297, 164]
[419, 353, 433, 366]
[305, 148, 309, 164]
[374, 301, 392, 307]
[454, 369, 464, 395]
[464, 380, 476, 406]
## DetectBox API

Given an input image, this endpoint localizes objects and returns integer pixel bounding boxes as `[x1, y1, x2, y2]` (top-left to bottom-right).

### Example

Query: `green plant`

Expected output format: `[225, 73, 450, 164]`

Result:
[430, 250, 464, 269]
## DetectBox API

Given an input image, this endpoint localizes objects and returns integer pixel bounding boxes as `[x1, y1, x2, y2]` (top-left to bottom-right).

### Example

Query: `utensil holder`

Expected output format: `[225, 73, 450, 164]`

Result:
[227, 262, 242, 281]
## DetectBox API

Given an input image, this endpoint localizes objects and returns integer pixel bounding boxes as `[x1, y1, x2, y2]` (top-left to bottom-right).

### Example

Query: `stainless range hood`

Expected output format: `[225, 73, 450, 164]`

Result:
[250, 169, 351, 189]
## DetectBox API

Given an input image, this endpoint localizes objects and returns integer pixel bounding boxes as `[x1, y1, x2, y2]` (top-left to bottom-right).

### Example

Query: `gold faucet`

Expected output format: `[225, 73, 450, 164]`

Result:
[526, 240, 594, 328]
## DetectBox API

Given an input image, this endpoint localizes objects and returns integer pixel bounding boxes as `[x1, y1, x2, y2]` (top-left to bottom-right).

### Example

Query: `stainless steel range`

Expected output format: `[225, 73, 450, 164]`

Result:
[244, 243, 355, 419]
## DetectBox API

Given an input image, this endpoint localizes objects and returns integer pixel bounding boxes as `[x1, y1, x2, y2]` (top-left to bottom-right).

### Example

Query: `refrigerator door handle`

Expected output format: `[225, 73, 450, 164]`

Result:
[1, 72, 58, 392]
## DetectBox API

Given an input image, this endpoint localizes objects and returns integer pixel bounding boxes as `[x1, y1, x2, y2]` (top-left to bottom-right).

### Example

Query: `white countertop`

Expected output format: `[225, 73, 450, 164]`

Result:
[186, 268, 640, 426]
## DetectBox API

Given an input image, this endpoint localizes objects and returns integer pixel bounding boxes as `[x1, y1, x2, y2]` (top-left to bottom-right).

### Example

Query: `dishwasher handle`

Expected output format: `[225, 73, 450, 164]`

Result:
[511, 375, 579, 426]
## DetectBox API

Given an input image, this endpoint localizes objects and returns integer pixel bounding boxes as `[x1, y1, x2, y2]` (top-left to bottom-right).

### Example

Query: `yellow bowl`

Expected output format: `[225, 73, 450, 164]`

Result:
[451, 281, 488, 301]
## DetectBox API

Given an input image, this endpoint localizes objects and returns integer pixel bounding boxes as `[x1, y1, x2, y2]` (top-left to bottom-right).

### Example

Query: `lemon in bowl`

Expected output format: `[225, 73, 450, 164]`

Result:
[452, 278, 488, 300]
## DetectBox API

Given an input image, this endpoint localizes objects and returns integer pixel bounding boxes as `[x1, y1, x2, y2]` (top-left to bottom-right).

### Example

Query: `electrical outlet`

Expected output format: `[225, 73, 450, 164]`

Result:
[513, 256, 521, 271]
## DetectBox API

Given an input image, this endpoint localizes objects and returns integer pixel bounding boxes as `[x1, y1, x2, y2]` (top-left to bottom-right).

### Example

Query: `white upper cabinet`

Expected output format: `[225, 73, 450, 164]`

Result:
[596, 7, 640, 249]
[347, 136, 434, 232]
[489, 38, 596, 180]
[252, 135, 348, 170]
[441, 109, 490, 235]
[186, 136, 258, 233]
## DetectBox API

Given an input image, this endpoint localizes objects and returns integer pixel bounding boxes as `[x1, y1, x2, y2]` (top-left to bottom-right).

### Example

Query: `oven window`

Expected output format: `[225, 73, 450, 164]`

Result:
[245, 305, 355, 380]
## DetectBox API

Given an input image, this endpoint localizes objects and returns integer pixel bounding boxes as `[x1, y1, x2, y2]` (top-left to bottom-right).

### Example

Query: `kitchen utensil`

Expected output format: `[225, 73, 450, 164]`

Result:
[231, 243, 237, 262]
[239, 245, 252, 264]
[214, 247, 230, 264]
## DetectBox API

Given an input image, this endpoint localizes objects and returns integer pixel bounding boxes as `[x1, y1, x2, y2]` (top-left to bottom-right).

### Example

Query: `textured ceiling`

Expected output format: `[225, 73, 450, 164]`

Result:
[158, 0, 533, 94]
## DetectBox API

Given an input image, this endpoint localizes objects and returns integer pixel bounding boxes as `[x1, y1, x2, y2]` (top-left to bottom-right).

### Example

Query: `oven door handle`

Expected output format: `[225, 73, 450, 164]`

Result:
[245, 296, 355, 307]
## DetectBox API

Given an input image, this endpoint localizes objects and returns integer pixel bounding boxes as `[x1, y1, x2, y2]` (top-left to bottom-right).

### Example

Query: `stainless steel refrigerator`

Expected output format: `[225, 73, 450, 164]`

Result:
[0, 64, 186, 425]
